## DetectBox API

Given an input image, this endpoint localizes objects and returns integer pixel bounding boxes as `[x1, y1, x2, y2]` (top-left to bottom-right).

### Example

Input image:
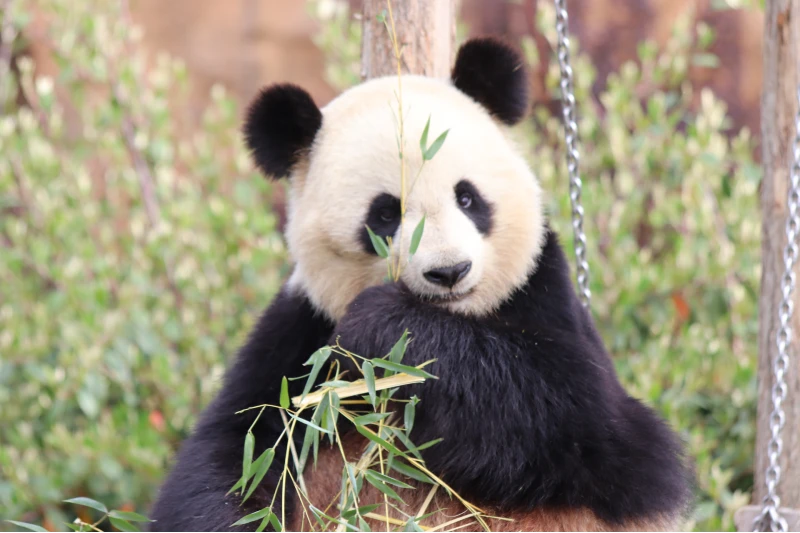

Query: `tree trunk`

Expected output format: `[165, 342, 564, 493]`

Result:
[360, 0, 456, 80]
[754, 0, 800, 517]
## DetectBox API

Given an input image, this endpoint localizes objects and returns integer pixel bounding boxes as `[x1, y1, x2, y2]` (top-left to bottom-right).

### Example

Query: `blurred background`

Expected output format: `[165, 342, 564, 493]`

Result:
[0, 0, 765, 530]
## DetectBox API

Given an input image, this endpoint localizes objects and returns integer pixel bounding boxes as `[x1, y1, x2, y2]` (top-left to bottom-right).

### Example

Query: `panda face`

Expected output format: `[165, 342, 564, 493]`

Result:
[283, 76, 546, 320]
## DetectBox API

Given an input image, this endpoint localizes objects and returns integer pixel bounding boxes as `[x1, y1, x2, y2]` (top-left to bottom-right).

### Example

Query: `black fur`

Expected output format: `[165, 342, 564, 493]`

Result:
[451, 37, 530, 125]
[455, 179, 493, 234]
[243, 84, 322, 178]
[359, 193, 402, 256]
[333, 229, 692, 525]
[148, 287, 334, 531]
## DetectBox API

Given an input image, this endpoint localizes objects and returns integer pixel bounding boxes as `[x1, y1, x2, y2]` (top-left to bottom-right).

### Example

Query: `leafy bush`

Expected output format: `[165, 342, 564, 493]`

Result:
[2, 0, 761, 531]
[1, 0, 285, 528]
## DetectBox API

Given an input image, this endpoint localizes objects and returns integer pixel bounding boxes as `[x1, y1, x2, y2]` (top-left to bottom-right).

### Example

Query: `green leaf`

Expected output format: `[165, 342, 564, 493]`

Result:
[376, 9, 387, 23]
[287, 410, 333, 435]
[365, 226, 390, 258]
[231, 507, 273, 526]
[243, 448, 275, 502]
[408, 216, 425, 258]
[109, 518, 139, 532]
[280, 376, 289, 409]
[366, 469, 414, 489]
[268, 512, 282, 532]
[345, 462, 360, 498]
[405, 518, 424, 532]
[353, 412, 392, 426]
[419, 115, 431, 156]
[299, 416, 317, 470]
[370, 359, 436, 379]
[108, 511, 152, 522]
[389, 428, 422, 460]
[364, 471, 405, 502]
[390, 459, 433, 484]
[414, 438, 443, 452]
[388, 331, 409, 364]
[5, 521, 48, 532]
[356, 425, 407, 457]
[63, 497, 108, 513]
[302, 347, 332, 399]
[242, 432, 255, 491]
[362, 361, 376, 406]
[404, 396, 419, 435]
[341, 504, 382, 520]
[423, 129, 449, 161]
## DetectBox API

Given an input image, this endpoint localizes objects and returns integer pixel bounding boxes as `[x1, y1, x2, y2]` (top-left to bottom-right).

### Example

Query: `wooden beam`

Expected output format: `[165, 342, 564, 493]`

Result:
[360, 0, 456, 80]
[754, 0, 800, 516]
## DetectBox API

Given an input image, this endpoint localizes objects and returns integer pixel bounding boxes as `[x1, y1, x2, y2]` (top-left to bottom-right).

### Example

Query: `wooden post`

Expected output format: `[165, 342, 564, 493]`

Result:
[360, 0, 456, 80]
[738, 0, 800, 529]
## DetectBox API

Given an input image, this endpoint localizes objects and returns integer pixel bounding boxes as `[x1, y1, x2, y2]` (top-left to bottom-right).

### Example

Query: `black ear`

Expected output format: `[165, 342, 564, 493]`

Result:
[451, 37, 529, 126]
[243, 84, 322, 178]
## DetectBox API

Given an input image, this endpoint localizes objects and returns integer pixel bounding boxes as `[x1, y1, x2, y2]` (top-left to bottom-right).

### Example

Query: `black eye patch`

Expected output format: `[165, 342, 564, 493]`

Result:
[359, 193, 402, 255]
[455, 179, 493, 234]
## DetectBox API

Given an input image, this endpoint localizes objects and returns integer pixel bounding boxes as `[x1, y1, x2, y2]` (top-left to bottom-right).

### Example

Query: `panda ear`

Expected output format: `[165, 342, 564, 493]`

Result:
[451, 37, 529, 126]
[243, 84, 322, 179]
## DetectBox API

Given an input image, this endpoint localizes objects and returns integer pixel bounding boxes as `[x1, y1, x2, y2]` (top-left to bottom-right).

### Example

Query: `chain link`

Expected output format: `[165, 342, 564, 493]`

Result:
[554, 0, 591, 308]
[753, 87, 800, 533]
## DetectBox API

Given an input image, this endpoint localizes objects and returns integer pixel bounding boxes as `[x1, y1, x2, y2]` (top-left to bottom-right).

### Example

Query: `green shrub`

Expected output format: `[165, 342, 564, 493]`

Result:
[1, 0, 285, 528]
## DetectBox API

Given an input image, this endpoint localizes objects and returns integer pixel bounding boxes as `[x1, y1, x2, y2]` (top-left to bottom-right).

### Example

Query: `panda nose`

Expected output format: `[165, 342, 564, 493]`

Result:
[424, 261, 472, 289]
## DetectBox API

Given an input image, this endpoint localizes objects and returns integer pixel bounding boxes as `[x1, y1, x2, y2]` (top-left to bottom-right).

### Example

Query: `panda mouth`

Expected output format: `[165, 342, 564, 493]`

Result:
[423, 288, 475, 304]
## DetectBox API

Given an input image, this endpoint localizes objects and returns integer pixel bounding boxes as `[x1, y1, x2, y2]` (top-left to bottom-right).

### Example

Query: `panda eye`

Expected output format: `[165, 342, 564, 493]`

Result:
[380, 208, 397, 222]
[457, 192, 473, 209]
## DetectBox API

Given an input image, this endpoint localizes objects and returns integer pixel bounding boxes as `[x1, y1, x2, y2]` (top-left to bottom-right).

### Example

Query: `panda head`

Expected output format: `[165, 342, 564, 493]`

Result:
[244, 38, 545, 321]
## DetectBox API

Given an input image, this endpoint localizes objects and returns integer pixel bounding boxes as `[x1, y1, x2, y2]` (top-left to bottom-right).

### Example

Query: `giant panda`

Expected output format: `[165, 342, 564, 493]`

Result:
[149, 38, 692, 531]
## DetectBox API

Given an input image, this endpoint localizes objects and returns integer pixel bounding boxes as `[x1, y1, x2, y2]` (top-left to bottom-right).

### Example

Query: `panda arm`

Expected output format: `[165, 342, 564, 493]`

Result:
[332, 282, 690, 526]
[149, 285, 334, 532]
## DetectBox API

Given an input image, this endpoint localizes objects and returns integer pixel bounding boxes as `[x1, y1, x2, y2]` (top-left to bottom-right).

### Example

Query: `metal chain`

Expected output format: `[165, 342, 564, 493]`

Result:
[554, 0, 591, 308]
[753, 87, 800, 533]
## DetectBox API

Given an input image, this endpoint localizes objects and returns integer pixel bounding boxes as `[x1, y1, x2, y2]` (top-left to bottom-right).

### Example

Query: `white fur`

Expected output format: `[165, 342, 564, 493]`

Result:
[285, 75, 545, 321]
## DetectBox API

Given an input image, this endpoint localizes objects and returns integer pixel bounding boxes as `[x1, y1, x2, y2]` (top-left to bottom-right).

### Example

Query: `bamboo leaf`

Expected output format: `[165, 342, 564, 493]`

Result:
[404, 395, 419, 435]
[63, 497, 108, 513]
[419, 115, 431, 156]
[408, 216, 425, 258]
[362, 361, 376, 406]
[390, 459, 433, 484]
[279, 376, 289, 409]
[242, 432, 255, 492]
[423, 129, 449, 161]
[287, 410, 333, 435]
[243, 448, 275, 503]
[364, 471, 405, 502]
[231, 507, 273, 526]
[268, 512, 282, 532]
[371, 359, 436, 379]
[353, 412, 392, 426]
[302, 347, 331, 399]
[365, 226, 390, 258]
[341, 504, 382, 520]
[356, 425, 407, 457]
[366, 469, 414, 489]
[388, 331, 409, 364]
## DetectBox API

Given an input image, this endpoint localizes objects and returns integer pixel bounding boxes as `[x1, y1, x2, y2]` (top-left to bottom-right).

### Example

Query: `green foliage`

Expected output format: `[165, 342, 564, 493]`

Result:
[1, 0, 284, 528]
[523, 5, 759, 531]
